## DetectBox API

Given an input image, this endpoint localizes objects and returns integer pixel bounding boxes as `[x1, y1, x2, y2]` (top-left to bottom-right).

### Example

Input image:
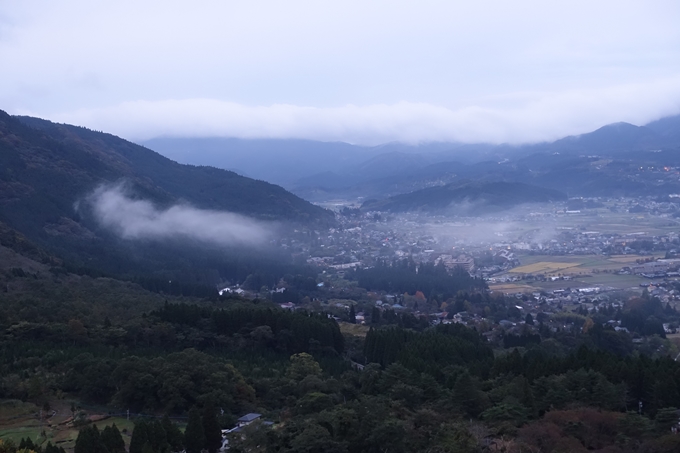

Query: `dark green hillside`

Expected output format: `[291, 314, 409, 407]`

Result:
[0, 111, 333, 284]
[361, 181, 566, 213]
[12, 114, 334, 224]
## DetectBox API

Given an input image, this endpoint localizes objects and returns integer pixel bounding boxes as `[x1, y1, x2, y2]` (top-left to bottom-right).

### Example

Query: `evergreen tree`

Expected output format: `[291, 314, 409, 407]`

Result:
[19, 438, 35, 451]
[184, 408, 205, 453]
[203, 402, 222, 453]
[101, 424, 126, 453]
[149, 420, 168, 453]
[525, 313, 534, 325]
[371, 306, 381, 324]
[452, 372, 487, 417]
[130, 420, 150, 453]
[518, 376, 537, 417]
[349, 304, 356, 324]
[655, 407, 680, 434]
[161, 415, 184, 452]
[74, 425, 105, 453]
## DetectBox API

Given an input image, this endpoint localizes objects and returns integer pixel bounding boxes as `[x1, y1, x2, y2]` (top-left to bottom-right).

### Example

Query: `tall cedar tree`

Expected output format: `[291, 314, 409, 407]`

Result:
[184, 407, 206, 453]
[162, 414, 185, 451]
[74, 425, 106, 453]
[203, 402, 222, 453]
[149, 420, 169, 452]
[349, 304, 356, 324]
[19, 438, 36, 451]
[371, 306, 381, 324]
[130, 420, 150, 453]
[101, 424, 126, 453]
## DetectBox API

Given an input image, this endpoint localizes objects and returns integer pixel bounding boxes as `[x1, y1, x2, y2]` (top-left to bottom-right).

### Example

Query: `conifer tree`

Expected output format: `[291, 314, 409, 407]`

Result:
[203, 402, 222, 453]
[101, 424, 126, 453]
[184, 408, 205, 453]
[149, 420, 168, 453]
[371, 306, 381, 324]
[162, 414, 184, 452]
[452, 372, 487, 417]
[130, 420, 150, 453]
[654, 407, 680, 434]
[349, 304, 356, 324]
[74, 425, 105, 453]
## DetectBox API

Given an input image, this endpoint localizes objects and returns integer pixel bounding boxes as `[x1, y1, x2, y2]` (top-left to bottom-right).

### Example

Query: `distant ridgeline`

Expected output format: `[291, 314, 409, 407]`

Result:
[0, 110, 334, 287]
[361, 181, 567, 214]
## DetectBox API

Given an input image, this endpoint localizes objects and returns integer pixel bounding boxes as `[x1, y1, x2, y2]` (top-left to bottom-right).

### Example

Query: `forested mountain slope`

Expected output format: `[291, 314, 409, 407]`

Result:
[361, 181, 567, 214]
[0, 111, 333, 282]
[9, 113, 333, 225]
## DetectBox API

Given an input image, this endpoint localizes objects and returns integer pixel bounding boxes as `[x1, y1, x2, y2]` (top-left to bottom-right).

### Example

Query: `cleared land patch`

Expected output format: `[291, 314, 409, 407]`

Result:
[0, 399, 138, 451]
[339, 321, 370, 337]
[509, 261, 580, 274]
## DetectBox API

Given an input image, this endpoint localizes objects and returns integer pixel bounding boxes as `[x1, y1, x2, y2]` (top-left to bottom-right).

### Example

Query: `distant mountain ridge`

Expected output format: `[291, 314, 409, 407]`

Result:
[140, 114, 680, 201]
[294, 115, 680, 201]
[361, 181, 567, 214]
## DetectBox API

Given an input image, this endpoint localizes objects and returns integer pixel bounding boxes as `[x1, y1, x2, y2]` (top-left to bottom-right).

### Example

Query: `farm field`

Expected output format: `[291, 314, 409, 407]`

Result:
[339, 321, 370, 337]
[0, 399, 138, 451]
[489, 274, 649, 293]
[487, 282, 538, 293]
[530, 273, 649, 291]
[510, 254, 666, 276]
[550, 210, 680, 236]
[492, 253, 673, 293]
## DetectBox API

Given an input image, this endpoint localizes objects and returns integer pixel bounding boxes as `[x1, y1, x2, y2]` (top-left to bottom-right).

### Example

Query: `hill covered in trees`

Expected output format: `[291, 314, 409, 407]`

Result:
[0, 111, 335, 287]
[361, 181, 567, 214]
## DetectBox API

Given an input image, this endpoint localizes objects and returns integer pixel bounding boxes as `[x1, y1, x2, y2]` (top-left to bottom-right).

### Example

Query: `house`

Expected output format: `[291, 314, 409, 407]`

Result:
[219, 287, 245, 296]
[221, 413, 268, 451]
[237, 413, 262, 427]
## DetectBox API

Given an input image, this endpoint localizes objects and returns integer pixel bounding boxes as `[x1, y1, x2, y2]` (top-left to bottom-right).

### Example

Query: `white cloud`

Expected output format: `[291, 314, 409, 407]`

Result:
[2, 1, 680, 144]
[53, 78, 680, 145]
[85, 183, 273, 247]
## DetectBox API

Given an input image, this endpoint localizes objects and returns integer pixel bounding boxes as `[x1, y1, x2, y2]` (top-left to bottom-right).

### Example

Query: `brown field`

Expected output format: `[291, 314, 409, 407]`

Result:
[488, 283, 538, 293]
[509, 262, 581, 274]
[339, 322, 370, 337]
[510, 254, 667, 277]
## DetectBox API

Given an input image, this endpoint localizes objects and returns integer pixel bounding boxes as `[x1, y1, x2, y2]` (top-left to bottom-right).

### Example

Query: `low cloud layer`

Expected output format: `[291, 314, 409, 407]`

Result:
[85, 184, 273, 247]
[3, 2, 680, 145]
[53, 78, 680, 145]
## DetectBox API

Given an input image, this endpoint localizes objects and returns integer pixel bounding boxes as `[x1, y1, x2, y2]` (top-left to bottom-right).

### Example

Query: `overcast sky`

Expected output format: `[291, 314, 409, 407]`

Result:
[1, 1, 680, 144]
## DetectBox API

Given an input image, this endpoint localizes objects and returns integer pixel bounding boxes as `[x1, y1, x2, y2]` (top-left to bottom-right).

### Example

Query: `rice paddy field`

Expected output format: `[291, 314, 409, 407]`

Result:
[508, 254, 667, 276]
[491, 252, 671, 293]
